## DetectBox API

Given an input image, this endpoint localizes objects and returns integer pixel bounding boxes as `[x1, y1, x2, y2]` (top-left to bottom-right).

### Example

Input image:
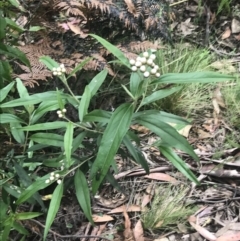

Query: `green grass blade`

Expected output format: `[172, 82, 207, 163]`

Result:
[43, 183, 63, 241]
[90, 103, 134, 194]
[159, 146, 200, 184]
[74, 169, 94, 224]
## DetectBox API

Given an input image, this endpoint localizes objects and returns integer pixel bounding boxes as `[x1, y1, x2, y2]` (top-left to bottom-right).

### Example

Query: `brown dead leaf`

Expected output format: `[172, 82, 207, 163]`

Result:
[221, 27, 231, 40]
[180, 18, 197, 36]
[67, 22, 88, 38]
[123, 206, 135, 241]
[92, 214, 114, 222]
[108, 205, 142, 214]
[131, 124, 150, 134]
[144, 173, 177, 183]
[133, 220, 144, 241]
[197, 129, 213, 139]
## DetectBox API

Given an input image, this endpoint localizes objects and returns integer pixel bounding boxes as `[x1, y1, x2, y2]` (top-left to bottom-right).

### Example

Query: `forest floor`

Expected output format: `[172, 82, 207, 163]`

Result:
[1, 0, 240, 240]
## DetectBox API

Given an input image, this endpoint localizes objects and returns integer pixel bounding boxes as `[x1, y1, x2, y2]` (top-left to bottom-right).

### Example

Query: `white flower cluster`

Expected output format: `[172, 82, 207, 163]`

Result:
[52, 64, 66, 76]
[129, 52, 160, 78]
[57, 108, 67, 118]
[45, 172, 62, 185]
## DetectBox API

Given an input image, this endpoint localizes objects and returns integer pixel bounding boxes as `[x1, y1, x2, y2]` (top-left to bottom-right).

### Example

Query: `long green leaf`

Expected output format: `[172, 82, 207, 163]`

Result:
[67, 57, 92, 79]
[123, 135, 149, 173]
[15, 212, 42, 220]
[74, 170, 93, 224]
[31, 133, 64, 147]
[31, 100, 63, 124]
[88, 69, 108, 96]
[130, 72, 144, 97]
[140, 86, 182, 107]
[0, 61, 12, 83]
[0, 91, 70, 108]
[136, 116, 198, 161]
[39, 56, 59, 70]
[151, 72, 235, 84]
[43, 183, 63, 241]
[10, 122, 25, 144]
[0, 81, 15, 102]
[79, 85, 91, 122]
[90, 103, 134, 194]
[64, 122, 74, 167]
[16, 174, 53, 205]
[83, 109, 112, 123]
[134, 110, 190, 125]
[16, 78, 34, 114]
[0, 114, 25, 124]
[159, 146, 200, 184]
[18, 121, 67, 131]
[89, 34, 130, 68]
[0, 17, 7, 39]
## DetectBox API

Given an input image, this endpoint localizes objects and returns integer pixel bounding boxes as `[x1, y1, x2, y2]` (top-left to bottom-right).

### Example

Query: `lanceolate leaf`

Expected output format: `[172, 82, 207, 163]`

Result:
[136, 116, 199, 161]
[10, 122, 25, 144]
[90, 103, 134, 194]
[0, 114, 25, 124]
[43, 183, 63, 241]
[18, 122, 68, 131]
[140, 86, 182, 107]
[0, 91, 70, 108]
[31, 133, 64, 147]
[0, 81, 15, 102]
[123, 135, 149, 173]
[88, 69, 108, 96]
[74, 170, 93, 224]
[89, 34, 130, 68]
[83, 109, 112, 123]
[159, 146, 200, 184]
[79, 85, 91, 122]
[134, 110, 190, 125]
[64, 122, 74, 167]
[151, 72, 235, 84]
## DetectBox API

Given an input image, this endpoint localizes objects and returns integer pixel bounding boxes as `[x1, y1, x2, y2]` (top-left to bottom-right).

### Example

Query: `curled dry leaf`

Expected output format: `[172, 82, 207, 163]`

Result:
[123, 206, 135, 241]
[144, 173, 177, 183]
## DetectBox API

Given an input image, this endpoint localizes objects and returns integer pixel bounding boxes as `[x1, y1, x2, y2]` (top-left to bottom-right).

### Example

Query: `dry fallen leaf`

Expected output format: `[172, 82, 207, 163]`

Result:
[180, 18, 197, 36]
[108, 205, 142, 214]
[144, 173, 177, 183]
[92, 214, 114, 222]
[123, 206, 135, 241]
[197, 129, 213, 139]
[133, 220, 144, 241]
[221, 27, 231, 39]
[216, 231, 240, 241]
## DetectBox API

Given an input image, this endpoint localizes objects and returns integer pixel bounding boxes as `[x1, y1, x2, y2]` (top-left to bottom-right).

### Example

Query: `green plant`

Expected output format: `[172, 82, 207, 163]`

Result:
[0, 34, 235, 240]
[141, 185, 197, 230]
